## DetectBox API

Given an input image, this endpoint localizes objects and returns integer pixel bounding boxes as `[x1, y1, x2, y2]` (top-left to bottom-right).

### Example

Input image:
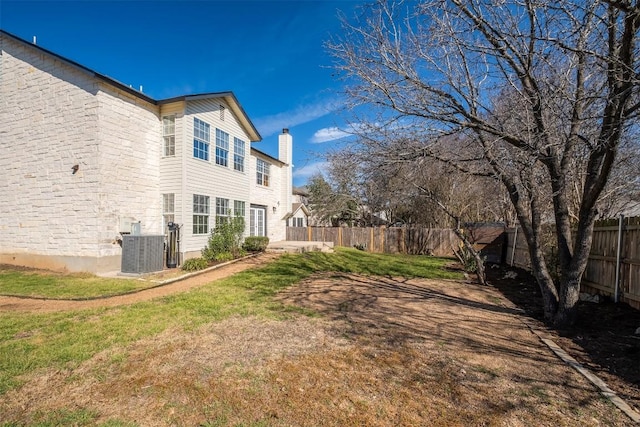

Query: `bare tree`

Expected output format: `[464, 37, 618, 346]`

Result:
[593, 138, 640, 217]
[356, 148, 507, 284]
[328, 0, 640, 326]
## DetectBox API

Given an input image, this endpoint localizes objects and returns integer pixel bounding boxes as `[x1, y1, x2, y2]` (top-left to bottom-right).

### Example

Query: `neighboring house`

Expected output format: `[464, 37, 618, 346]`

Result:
[0, 30, 293, 273]
[286, 187, 310, 227]
[292, 186, 309, 205]
[285, 203, 311, 228]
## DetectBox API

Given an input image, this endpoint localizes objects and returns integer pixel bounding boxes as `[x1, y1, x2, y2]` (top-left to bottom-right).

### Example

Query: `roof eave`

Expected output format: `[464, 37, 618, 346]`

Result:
[159, 92, 262, 142]
[250, 147, 285, 166]
[1, 30, 261, 138]
[0, 30, 157, 105]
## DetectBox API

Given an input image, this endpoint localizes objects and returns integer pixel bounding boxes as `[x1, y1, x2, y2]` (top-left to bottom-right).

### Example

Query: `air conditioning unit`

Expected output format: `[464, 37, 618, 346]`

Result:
[121, 235, 164, 274]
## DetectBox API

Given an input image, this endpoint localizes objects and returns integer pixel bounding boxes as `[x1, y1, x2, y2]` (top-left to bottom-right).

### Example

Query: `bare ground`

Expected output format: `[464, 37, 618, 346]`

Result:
[0, 256, 639, 426]
[486, 263, 640, 417]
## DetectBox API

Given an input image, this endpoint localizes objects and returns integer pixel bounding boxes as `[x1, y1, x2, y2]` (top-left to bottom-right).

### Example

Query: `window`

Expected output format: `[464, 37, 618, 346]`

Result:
[193, 118, 210, 161]
[233, 137, 245, 172]
[215, 129, 229, 166]
[216, 197, 230, 225]
[257, 159, 270, 186]
[162, 193, 175, 233]
[234, 200, 246, 217]
[163, 116, 175, 156]
[192, 194, 209, 234]
[292, 217, 304, 227]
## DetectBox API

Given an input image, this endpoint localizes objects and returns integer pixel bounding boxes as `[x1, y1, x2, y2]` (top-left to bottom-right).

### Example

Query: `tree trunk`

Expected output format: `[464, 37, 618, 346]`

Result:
[527, 244, 559, 323]
[473, 250, 487, 286]
[512, 198, 560, 323]
[553, 220, 594, 327]
[453, 227, 487, 286]
[553, 276, 581, 328]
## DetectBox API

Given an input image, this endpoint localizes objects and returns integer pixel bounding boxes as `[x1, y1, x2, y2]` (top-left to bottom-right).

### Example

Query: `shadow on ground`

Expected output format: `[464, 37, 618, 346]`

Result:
[276, 269, 634, 423]
[486, 263, 640, 407]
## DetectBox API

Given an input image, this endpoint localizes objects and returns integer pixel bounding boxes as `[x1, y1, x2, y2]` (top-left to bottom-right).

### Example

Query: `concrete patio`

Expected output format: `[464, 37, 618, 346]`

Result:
[266, 241, 334, 253]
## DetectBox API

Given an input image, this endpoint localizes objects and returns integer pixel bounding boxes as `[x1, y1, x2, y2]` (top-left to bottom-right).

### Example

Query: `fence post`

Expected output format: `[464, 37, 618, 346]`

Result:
[369, 227, 374, 252]
[614, 214, 625, 303]
[510, 226, 518, 267]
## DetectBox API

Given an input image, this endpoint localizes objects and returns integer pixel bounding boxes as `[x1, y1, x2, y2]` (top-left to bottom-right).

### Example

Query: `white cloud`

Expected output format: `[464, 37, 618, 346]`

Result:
[253, 100, 339, 137]
[293, 161, 329, 180]
[311, 127, 350, 143]
[310, 122, 373, 143]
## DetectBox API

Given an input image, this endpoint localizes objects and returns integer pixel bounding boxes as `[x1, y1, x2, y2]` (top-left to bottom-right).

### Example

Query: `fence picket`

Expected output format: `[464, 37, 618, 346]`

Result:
[286, 225, 505, 259]
[505, 217, 640, 310]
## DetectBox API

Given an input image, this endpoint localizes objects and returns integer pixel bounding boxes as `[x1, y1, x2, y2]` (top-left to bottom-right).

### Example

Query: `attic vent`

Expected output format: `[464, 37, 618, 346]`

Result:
[220, 105, 225, 121]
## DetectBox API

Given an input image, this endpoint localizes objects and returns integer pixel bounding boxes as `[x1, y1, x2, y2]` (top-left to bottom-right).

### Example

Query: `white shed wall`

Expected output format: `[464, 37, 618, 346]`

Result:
[288, 209, 308, 227]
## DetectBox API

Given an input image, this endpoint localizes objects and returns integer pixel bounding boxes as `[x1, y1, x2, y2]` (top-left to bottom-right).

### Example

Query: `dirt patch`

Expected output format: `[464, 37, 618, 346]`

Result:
[1, 268, 637, 426]
[487, 263, 640, 411]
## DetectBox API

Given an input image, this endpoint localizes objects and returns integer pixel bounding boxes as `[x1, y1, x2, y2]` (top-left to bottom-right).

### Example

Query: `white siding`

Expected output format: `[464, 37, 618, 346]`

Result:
[181, 98, 252, 254]
[289, 209, 308, 227]
[159, 101, 186, 233]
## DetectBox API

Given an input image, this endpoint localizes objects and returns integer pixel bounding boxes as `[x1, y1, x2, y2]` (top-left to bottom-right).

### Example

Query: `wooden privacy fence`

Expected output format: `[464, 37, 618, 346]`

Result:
[505, 216, 640, 310]
[583, 216, 640, 310]
[286, 224, 507, 259]
[504, 226, 532, 270]
[286, 226, 458, 257]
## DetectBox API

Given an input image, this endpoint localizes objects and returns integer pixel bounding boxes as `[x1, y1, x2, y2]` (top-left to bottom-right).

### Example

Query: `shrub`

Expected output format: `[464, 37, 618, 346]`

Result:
[243, 236, 269, 252]
[203, 216, 245, 262]
[181, 257, 208, 272]
[213, 251, 237, 262]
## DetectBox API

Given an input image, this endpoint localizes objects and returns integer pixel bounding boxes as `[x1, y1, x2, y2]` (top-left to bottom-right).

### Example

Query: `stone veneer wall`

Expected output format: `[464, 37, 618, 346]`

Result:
[0, 34, 161, 272]
[95, 84, 162, 261]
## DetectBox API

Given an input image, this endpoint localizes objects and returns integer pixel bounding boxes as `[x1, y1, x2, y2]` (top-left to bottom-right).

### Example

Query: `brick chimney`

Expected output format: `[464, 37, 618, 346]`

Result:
[278, 128, 292, 164]
[279, 129, 293, 218]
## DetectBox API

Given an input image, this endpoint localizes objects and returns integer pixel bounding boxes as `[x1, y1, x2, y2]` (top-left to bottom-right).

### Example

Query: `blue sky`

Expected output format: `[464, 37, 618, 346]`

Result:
[1, 0, 365, 186]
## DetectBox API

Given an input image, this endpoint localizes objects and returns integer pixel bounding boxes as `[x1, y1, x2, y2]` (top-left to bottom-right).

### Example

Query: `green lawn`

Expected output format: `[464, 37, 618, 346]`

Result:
[0, 249, 461, 396]
[0, 269, 155, 299]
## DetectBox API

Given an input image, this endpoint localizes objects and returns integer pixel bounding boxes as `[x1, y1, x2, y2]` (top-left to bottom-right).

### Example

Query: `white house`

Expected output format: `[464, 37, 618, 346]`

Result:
[0, 30, 293, 273]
